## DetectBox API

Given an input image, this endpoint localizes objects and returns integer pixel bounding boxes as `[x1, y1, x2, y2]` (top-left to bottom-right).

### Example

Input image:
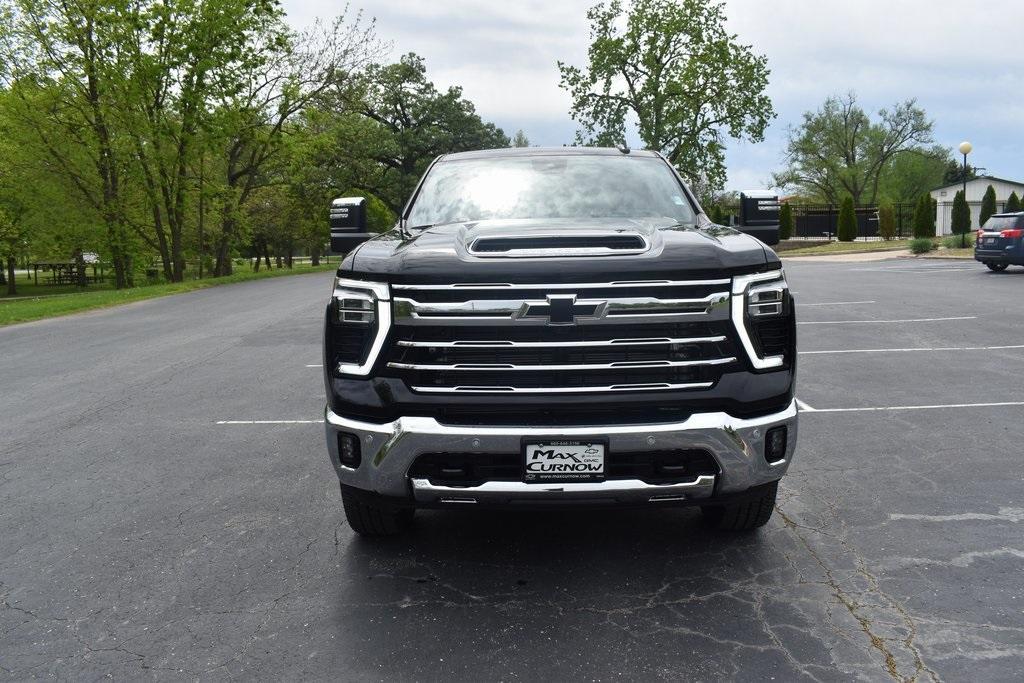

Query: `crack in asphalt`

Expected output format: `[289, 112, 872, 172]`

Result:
[776, 507, 940, 683]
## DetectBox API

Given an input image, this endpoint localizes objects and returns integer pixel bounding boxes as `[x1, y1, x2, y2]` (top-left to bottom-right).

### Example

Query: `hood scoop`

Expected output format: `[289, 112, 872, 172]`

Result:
[468, 231, 649, 258]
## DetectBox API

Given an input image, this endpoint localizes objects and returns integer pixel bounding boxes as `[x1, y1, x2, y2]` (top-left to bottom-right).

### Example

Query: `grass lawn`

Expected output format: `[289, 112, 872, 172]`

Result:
[0, 263, 336, 327]
[777, 239, 911, 257]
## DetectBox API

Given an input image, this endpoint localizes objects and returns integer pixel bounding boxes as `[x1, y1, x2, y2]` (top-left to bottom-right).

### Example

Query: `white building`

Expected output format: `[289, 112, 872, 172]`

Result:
[931, 175, 1024, 235]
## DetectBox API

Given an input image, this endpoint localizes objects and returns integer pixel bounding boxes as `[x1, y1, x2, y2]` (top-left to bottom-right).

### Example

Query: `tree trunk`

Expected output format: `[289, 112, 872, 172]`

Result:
[6, 256, 15, 296]
[263, 245, 271, 270]
[213, 233, 233, 276]
[310, 249, 320, 266]
[152, 207, 173, 281]
[171, 231, 184, 282]
[75, 250, 87, 288]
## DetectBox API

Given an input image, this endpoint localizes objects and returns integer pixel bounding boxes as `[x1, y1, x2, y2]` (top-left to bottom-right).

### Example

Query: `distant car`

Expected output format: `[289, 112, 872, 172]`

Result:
[975, 212, 1024, 272]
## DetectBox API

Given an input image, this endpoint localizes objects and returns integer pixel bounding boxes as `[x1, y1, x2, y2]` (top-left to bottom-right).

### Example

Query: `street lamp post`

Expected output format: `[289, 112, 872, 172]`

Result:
[959, 141, 972, 248]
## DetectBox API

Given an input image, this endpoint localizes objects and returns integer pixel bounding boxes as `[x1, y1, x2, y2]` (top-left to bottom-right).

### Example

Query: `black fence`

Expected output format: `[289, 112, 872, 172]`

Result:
[720, 202, 919, 240]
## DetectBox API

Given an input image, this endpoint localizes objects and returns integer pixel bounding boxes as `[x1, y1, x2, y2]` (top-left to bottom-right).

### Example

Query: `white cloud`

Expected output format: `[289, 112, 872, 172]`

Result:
[282, 0, 1024, 191]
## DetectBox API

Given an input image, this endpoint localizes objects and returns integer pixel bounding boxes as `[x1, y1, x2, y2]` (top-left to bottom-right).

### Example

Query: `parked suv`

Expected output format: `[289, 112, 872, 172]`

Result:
[975, 212, 1024, 271]
[323, 148, 797, 536]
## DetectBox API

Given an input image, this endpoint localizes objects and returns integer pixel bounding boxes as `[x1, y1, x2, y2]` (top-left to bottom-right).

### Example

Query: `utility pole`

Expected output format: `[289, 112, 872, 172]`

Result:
[958, 141, 972, 249]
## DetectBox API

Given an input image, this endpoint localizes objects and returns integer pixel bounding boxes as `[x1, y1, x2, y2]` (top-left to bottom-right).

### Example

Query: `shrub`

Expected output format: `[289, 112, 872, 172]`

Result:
[836, 196, 857, 242]
[878, 202, 896, 240]
[912, 193, 934, 238]
[710, 205, 725, 225]
[951, 189, 970, 234]
[778, 202, 794, 240]
[980, 185, 997, 226]
[942, 234, 975, 250]
[910, 238, 934, 254]
[1006, 191, 1021, 213]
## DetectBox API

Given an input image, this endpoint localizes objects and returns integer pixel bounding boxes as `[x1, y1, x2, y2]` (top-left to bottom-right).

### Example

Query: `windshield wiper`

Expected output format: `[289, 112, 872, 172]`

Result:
[405, 220, 468, 231]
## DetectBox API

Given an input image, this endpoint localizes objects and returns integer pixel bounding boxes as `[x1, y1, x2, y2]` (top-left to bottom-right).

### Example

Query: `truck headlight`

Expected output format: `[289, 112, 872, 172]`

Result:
[731, 270, 792, 370]
[747, 280, 789, 319]
[327, 278, 391, 376]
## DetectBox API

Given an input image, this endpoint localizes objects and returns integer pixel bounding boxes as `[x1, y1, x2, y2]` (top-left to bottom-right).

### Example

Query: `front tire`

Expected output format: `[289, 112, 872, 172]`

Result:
[986, 262, 1009, 272]
[341, 485, 414, 537]
[701, 481, 778, 531]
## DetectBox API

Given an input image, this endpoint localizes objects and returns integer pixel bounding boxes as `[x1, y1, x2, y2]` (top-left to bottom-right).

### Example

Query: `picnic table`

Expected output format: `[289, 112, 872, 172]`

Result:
[31, 261, 107, 286]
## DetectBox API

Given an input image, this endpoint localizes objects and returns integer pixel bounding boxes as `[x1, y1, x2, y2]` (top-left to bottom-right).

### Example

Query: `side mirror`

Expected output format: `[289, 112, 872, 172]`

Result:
[737, 191, 781, 246]
[329, 197, 372, 253]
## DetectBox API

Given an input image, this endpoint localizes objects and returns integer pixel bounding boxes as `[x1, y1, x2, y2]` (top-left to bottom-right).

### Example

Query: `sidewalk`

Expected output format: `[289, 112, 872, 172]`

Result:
[782, 249, 910, 262]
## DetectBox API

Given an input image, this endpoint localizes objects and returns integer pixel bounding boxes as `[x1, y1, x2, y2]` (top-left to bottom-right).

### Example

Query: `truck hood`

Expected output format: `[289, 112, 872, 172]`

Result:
[344, 217, 775, 282]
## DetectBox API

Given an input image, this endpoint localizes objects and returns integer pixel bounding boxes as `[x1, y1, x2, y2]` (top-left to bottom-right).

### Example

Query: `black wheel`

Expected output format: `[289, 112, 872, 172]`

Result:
[701, 481, 778, 532]
[986, 262, 1009, 272]
[341, 484, 414, 537]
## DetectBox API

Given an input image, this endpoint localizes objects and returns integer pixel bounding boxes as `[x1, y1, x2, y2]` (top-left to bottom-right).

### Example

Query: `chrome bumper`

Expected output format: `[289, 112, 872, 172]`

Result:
[325, 400, 797, 503]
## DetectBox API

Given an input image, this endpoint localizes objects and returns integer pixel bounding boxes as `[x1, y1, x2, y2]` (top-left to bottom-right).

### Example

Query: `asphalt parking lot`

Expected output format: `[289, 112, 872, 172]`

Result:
[1, 257, 1023, 681]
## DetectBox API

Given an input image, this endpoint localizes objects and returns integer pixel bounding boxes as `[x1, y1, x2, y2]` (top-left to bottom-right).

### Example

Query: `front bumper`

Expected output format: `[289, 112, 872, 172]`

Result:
[325, 400, 797, 505]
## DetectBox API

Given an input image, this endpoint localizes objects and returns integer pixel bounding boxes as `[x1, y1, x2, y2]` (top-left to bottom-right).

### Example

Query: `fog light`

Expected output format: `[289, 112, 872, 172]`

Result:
[765, 427, 787, 464]
[338, 433, 361, 468]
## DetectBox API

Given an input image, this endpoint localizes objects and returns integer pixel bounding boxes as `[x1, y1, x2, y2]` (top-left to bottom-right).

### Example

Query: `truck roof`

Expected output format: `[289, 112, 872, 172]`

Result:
[439, 146, 660, 161]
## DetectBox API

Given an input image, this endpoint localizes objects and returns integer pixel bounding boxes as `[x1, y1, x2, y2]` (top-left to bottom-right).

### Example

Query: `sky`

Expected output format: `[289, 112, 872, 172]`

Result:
[282, 0, 1024, 193]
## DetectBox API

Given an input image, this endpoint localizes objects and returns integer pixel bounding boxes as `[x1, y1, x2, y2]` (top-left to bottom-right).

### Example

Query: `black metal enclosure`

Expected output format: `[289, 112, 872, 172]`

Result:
[329, 197, 369, 253]
[737, 191, 780, 245]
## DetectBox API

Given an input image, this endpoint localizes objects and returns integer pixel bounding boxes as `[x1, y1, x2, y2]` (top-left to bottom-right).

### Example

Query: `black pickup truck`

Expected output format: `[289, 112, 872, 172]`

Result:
[323, 147, 797, 536]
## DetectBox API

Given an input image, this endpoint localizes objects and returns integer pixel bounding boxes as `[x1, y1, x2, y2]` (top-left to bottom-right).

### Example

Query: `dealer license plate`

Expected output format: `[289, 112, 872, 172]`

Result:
[985, 237, 998, 245]
[523, 441, 605, 483]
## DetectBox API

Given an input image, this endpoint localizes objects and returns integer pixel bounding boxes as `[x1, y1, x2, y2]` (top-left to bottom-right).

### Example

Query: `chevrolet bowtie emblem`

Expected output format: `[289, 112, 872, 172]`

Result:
[520, 294, 604, 325]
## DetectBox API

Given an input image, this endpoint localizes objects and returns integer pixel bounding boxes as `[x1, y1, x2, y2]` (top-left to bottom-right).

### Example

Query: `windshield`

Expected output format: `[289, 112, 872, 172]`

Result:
[405, 154, 698, 226]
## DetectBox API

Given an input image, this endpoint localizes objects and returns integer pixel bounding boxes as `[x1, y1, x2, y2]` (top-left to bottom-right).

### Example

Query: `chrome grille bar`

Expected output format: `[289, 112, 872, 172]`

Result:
[391, 279, 731, 290]
[388, 357, 736, 372]
[395, 335, 728, 349]
[393, 292, 730, 325]
[411, 382, 714, 394]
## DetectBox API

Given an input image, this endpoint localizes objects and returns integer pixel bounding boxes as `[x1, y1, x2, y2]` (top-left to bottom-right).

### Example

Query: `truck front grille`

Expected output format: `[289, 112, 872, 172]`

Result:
[384, 280, 739, 395]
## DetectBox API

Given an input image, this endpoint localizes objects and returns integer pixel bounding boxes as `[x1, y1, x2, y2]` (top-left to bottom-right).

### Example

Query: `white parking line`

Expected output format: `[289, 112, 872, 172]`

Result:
[890, 509, 1024, 523]
[306, 364, 322, 368]
[798, 316, 976, 325]
[216, 420, 325, 425]
[799, 401, 1024, 414]
[799, 300, 876, 307]
[795, 399, 817, 412]
[800, 344, 1024, 356]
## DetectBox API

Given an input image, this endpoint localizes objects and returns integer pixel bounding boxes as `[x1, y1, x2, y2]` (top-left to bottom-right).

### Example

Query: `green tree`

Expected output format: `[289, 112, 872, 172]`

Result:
[837, 196, 857, 242]
[208, 12, 381, 276]
[942, 160, 976, 185]
[1006, 191, 1022, 213]
[950, 190, 970, 235]
[877, 201, 896, 241]
[358, 53, 510, 213]
[710, 205, 725, 225]
[773, 92, 934, 205]
[512, 130, 530, 147]
[876, 146, 949, 202]
[912, 193, 934, 238]
[979, 185, 997, 226]
[557, 0, 774, 191]
[3, 0, 137, 287]
[778, 202, 794, 240]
